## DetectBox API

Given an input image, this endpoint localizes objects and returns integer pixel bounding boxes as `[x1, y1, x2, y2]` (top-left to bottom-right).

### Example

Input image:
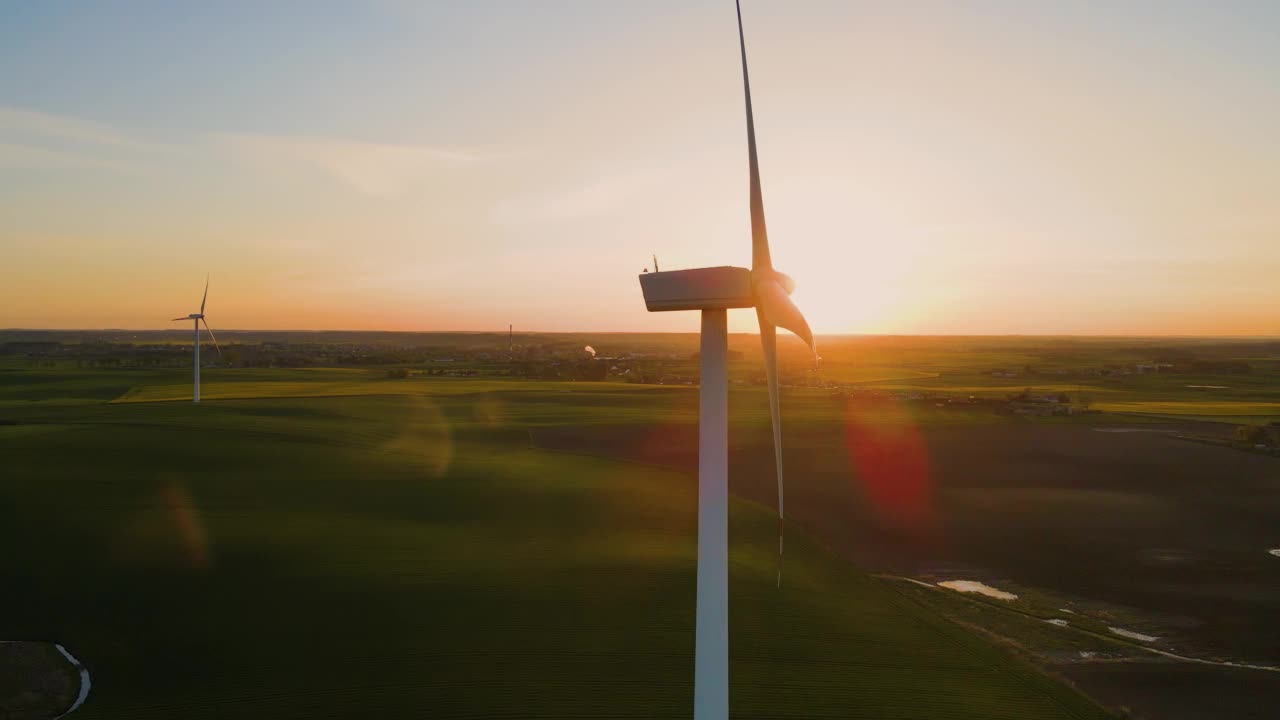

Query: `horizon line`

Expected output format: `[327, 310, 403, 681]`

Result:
[2, 327, 1278, 341]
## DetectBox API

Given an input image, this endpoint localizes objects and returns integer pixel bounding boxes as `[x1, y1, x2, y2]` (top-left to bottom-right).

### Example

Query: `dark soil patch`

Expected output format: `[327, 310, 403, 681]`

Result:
[1063, 663, 1280, 720]
[0, 641, 77, 720]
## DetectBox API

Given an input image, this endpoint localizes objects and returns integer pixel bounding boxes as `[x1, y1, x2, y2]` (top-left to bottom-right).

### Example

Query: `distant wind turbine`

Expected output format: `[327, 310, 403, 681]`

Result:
[638, 3, 816, 719]
[172, 276, 222, 403]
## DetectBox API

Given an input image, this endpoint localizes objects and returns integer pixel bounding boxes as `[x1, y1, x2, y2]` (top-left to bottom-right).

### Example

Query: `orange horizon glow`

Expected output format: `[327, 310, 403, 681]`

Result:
[2, 4, 1276, 336]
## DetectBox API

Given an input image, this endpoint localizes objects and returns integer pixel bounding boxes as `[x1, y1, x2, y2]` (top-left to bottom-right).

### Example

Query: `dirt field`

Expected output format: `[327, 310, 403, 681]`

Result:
[533, 390, 1280, 718]
[1063, 663, 1280, 720]
[0, 641, 79, 719]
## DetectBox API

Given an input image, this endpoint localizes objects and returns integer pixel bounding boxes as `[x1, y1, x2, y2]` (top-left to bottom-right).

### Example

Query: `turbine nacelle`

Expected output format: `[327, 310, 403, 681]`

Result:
[638, 266, 813, 354]
[639, 266, 753, 312]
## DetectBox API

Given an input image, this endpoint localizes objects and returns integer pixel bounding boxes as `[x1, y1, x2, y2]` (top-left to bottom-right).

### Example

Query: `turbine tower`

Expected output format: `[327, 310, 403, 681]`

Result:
[172, 276, 222, 403]
[638, 3, 815, 718]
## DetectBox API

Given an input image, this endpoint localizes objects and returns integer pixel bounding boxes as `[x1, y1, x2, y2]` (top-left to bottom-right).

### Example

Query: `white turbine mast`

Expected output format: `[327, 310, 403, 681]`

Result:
[171, 275, 222, 403]
[638, 3, 816, 718]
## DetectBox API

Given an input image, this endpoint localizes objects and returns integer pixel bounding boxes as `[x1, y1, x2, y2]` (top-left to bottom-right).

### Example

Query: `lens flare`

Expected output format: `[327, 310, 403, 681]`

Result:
[472, 394, 505, 427]
[114, 480, 210, 570]
[382, 397, 454, 478]
[842, 394, 934, 534]
[161, 483, 211, 570]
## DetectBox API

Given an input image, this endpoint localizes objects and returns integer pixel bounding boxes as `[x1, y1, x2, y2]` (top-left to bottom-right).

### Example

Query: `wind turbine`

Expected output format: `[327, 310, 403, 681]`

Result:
[638, 2, 815, 718]
[172, 276, 222, 403]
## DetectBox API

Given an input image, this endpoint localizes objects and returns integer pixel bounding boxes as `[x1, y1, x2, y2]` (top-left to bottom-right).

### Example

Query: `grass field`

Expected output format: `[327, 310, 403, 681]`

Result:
[1092, 400, 1280, 416]
[0, 369, 1112, 719]
[7, 332, 1278, 421]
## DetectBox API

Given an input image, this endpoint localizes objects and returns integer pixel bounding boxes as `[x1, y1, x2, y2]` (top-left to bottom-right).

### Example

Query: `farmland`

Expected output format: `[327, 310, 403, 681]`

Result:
[7, 331, 1278, 423]
[534, 392, 1280, 660]
[3, 332, 1279, 719]
[0, 367, 1112, 719]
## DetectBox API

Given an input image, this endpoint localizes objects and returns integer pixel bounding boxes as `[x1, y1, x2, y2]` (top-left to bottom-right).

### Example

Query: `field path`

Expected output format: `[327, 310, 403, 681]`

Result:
[878, 575, 1280, 674]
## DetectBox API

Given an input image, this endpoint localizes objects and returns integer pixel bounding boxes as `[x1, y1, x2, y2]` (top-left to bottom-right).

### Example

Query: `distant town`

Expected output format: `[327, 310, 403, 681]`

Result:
[2, 331, 1269, 429]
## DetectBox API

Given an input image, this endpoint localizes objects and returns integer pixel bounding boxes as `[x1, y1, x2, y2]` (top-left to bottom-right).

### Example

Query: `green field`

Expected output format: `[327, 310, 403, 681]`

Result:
[1091, 400, 1280, 416]
[7, 332, 1279, 423]
[0, 368, 1111, 719]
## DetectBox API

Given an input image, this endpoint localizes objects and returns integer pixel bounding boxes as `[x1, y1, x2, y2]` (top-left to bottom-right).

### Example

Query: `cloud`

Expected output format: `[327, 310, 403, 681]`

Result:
[0, 106, 178, 172]
[490, 170, 664, 225]
[0, 107, 146, 149]
[0, 107, 493, 193]
[0, 142, 136, 172]
[215, 133, 485, 197]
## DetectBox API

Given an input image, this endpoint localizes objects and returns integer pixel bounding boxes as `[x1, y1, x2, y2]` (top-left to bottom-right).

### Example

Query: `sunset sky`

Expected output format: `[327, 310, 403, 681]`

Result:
[2, 1, 1276, 335]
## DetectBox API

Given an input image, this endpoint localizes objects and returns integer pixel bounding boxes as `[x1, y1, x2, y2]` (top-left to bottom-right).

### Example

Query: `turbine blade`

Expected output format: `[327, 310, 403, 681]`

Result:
[171, 316, 188, 321]
[201, 317, 222, 357]
[774, 271, 796, 295]
[755, 275, 815, 355]
[736, 0, 771, 272]
[758, 313, 784, 587]
[200, 274, 209, 314]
